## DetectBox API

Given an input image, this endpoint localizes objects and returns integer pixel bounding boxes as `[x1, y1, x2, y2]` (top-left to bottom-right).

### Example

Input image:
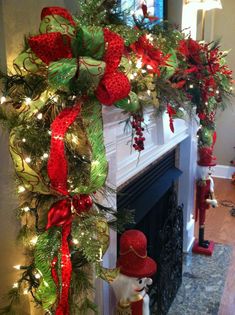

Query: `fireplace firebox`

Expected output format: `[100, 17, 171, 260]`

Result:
[117, 149, 183, 315]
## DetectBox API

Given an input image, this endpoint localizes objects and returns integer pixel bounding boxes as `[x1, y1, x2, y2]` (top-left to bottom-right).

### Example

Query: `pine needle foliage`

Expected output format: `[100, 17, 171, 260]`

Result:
[0, 289, 20, 315]
[34, 227, 61, 310]
[70, 268, 98, 315]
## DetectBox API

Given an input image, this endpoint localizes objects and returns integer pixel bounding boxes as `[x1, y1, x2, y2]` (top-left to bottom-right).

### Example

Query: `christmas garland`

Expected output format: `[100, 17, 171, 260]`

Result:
[0, 2, 233, 314]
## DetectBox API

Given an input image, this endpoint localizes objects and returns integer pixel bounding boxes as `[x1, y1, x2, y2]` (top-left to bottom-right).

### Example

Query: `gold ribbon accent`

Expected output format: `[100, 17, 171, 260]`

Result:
[120, 246, 147, 259]
[117, 303, 132, 315]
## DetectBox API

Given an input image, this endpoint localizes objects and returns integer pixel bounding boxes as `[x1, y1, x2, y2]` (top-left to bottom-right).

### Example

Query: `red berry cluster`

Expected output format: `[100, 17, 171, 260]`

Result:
[131, 114, 145, 152]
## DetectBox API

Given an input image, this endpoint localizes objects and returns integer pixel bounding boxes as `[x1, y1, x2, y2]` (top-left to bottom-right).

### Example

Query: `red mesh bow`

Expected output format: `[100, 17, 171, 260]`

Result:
[41, 6, 76, 26]
[97, 28, 131, 105]
[28, 32, 72, 65]
[28, 9, 130, 106]
[95, 72, 131, 106]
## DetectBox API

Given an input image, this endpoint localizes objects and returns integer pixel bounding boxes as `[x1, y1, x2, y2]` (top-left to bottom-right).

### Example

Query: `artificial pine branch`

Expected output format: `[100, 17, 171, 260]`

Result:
[0, 106, 23, 130]
[0, 288, 20, 315]
[70, 268, 98, 315]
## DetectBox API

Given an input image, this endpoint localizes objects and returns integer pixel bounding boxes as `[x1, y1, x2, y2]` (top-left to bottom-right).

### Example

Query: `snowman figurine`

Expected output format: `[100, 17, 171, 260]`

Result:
[111, 230, 157, 315]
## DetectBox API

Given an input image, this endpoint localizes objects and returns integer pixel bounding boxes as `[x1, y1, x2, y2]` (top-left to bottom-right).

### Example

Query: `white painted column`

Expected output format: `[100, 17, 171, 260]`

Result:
[178, 114, 198, 252]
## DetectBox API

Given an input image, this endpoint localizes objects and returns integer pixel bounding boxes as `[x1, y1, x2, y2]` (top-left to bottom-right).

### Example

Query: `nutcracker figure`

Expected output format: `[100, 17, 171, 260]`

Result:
[111, 230, 157, 315]
[193, 146, 218, 255]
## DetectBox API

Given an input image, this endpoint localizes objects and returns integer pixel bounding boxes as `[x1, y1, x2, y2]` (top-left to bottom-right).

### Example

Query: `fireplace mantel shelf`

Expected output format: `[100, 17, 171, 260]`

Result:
[103, 106, 190, 187]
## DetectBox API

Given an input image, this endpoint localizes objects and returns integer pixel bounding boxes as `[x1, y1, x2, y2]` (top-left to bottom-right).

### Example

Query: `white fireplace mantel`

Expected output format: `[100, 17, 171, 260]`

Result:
[96, 105, 198, 314]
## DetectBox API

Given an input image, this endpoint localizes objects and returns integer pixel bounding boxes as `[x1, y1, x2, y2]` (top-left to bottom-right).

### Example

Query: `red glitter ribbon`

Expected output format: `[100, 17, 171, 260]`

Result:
[47, 104, 80, 315]
[47, 104, 81, 195]
[46, 102, 93, 314]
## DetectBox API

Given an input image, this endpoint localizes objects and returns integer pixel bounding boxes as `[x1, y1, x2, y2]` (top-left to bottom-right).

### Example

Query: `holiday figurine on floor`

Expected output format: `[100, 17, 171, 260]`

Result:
[111, 230, 157, 315]
[193, 147, 218, 256]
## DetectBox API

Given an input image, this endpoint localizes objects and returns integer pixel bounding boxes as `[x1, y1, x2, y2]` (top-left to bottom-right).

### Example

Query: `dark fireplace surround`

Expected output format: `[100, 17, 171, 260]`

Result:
[117, 149, 183, 315]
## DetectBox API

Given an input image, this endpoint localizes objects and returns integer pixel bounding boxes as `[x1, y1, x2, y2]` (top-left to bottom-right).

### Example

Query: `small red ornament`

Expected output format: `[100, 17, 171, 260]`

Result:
[73, 194, 93, 214]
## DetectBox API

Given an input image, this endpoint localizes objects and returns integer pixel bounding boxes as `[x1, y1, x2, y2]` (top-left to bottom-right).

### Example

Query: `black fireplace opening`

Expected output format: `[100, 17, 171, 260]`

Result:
[117, 149, 183, 315]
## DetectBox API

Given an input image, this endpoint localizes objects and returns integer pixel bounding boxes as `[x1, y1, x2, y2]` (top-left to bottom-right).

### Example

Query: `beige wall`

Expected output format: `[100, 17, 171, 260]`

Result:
[212, 0, 235, 166]
[167, 0, 183, 27]
[0, 1, 77, 313]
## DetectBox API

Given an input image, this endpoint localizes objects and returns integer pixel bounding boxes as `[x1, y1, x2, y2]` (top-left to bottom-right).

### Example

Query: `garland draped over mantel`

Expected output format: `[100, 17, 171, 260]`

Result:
[0, 1, 233, 314]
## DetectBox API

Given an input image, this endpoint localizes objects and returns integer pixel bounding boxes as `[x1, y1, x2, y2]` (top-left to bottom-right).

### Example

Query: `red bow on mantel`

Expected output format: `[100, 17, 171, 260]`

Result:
[46, 102, 93, 315]
[28, 6, 131, 106]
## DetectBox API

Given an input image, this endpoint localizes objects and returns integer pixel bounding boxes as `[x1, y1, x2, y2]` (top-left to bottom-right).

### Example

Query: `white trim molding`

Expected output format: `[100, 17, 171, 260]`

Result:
[213, 164, 235, 179]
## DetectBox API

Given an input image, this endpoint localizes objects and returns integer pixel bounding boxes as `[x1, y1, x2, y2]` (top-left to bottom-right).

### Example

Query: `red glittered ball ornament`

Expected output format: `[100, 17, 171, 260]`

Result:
[73, 194, 93, 214]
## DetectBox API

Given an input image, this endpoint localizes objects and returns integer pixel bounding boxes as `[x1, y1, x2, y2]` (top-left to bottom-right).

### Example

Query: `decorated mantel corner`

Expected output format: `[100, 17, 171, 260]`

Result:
[0, 1, 233, 314]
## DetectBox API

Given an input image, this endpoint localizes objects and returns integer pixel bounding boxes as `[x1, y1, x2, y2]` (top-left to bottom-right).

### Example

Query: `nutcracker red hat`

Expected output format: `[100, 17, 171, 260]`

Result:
[198, 146, 217, 167]
[117, 229, 157, 278]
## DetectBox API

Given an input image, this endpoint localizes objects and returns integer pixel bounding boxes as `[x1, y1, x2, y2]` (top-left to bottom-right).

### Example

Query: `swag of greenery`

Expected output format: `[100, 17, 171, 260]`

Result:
[0, 1, 233, 314]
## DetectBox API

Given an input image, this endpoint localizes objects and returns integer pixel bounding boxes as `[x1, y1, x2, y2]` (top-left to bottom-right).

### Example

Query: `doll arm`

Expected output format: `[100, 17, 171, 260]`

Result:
[206, 176, 218, 207]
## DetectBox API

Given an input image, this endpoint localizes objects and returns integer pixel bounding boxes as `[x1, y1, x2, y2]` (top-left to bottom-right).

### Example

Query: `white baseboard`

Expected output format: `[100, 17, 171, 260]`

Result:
[213, 164, 235, 179]
[183, 215, 195, 253]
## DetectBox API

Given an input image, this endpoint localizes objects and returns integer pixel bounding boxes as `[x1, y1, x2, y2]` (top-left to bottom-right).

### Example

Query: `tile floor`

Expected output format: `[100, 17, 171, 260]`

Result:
[168, 244, 232, 315]
[168, 178, 235, 315]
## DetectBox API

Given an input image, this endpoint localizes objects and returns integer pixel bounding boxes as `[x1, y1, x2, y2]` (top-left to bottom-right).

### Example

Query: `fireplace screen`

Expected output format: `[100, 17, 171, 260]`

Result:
[117, 149, 183, 314]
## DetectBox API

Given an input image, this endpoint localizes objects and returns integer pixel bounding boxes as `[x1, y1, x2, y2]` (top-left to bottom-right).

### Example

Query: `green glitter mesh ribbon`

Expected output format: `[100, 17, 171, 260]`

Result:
[13, 10, 76, 76]
[34, 228, 61, 309]
[80, 100, 108, 193]
[9, 129, 50, 194]
[48, 57, 105, 93]
[67, 100, 108, 195]
[72, 26, 105, 60]
[39, 13, 75, 36]
[13, 49, 45, 76]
